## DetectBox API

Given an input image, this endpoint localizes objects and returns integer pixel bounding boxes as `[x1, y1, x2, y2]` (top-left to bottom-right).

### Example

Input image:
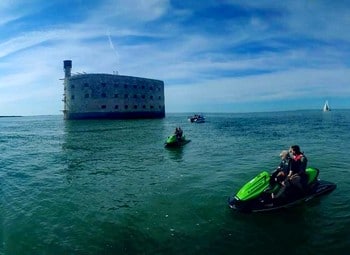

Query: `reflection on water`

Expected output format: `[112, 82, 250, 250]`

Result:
[165, 146, 184, 161]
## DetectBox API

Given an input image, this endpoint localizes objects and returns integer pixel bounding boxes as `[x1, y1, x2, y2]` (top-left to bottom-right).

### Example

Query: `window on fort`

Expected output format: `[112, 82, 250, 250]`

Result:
[143, 105, 146, 109]
[133, 105, 137, 109]
[102, 93, 107, 98]
[114, 83, 119, 88]
[84, 83, 89, 87]
[158, 96, 161, 99]
[71, 95, 75, 100]
[124, 105, 128, 109]
[150, 95, 154, 99]
[150, 105, 154, 109]
[124, 94, 128, 98]
[124, 84, 128, 89]
[71, 85, 75, 89]
[114, 94, 118, 98]
[114, 105, 119, 109]
[141, 95, 145, 99]
[133, 95, 137, 98]
[141, 85, 145, 89]
[101, 83, 106, 87]
[101, 105, 106, 109]
[85, 94, 89, 98]
[133, 85, 137, 89]
[159, 105, 162, 109]
[150, 86, 153, 90]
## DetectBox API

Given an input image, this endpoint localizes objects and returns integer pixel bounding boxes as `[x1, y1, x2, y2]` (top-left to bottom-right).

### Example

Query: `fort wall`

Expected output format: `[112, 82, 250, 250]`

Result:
[63, 60, 165, 120]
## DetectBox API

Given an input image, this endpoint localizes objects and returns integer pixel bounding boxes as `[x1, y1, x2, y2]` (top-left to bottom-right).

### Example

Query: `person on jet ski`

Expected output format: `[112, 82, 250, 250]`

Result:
[174, 127, 183, 141]
[272, 145, 307, 199]
[270, 150, 291, 186]
[287, 145, 308, 190]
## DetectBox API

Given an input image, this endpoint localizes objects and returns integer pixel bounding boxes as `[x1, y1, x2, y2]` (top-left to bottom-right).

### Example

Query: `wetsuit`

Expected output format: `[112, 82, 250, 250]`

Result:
[270, 157, 290, 185]
[289, 154, 308, 189]
[273, 154, 307, 199]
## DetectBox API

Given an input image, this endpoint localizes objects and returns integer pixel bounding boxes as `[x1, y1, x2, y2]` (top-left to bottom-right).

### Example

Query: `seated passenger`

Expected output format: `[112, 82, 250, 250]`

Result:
[174, 127, 183, 141]
[287, 145, 308, 190]
[270, 150, 290, 186]
[273, 145, 308, 199]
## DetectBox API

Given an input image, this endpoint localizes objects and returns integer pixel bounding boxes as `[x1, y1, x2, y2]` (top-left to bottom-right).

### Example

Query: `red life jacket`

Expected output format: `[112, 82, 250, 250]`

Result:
[293, 154, 303, 161]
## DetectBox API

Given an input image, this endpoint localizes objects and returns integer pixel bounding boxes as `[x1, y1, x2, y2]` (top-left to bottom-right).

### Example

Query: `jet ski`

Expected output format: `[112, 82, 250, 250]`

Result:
[228, 167, 336, 213]
[164, 134, 191, 148]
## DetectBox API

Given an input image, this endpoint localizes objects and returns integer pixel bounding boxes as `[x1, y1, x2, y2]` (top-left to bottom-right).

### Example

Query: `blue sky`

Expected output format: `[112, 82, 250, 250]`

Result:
[1, 0, 350, 115]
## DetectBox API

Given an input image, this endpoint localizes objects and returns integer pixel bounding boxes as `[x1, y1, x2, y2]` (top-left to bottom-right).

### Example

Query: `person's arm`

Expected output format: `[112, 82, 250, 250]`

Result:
[300, 156, 307, 172]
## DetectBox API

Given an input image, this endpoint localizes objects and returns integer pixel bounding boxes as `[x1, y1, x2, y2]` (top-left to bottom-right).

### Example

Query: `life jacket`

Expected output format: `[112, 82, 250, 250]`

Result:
[292, 153, 307, 177]
[293, 154, 303, 161]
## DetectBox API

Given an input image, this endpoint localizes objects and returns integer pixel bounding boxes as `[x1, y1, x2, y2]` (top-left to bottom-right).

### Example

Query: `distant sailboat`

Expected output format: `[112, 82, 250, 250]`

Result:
[323, 100, 331, 112]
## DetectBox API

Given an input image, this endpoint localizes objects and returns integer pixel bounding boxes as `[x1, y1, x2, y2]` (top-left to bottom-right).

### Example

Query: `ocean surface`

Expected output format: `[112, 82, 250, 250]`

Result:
[1, 110, 350, 255]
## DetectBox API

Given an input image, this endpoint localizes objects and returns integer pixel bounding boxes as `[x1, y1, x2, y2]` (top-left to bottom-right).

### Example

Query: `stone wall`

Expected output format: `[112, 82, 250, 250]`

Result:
[63, 73, 165, 119]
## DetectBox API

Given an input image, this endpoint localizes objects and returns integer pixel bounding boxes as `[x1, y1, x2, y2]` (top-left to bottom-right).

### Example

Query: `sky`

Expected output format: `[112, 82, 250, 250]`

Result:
[1, 0, 350, 116]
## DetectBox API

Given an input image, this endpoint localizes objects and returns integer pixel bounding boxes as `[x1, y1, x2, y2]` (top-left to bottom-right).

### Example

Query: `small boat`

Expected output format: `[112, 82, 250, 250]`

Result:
[228, 167, 336, 213]
[323, 100, 331, 112]
[164, 134, 191, 148]
[188, 114, 205, 123]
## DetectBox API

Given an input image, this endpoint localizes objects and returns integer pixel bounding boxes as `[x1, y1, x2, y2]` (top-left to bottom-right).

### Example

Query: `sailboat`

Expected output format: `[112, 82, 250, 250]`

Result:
[323, 100, 331, 112]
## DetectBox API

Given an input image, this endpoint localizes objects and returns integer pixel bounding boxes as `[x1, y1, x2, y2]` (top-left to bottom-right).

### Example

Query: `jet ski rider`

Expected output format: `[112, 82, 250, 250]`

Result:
[174, 127, 183, 141]
[272, 145, 308, 199]
[287, 145, 308, 190]
[270, 150, 291, 186]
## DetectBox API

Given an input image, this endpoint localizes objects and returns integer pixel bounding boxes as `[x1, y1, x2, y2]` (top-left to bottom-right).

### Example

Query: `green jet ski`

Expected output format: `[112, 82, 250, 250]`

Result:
[228, 167, 336, 213]
[164, 134, 191, 148]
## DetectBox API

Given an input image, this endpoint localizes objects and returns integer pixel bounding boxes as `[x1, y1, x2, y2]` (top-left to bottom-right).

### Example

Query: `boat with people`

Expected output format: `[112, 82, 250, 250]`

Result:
[323, 100, 331, 112]
[188, 114, 205, 123]
[228, 167, 336, 213]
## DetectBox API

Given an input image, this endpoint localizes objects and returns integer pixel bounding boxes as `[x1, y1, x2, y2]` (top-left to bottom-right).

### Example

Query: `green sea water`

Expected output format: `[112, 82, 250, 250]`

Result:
[1, 111, 350, 255]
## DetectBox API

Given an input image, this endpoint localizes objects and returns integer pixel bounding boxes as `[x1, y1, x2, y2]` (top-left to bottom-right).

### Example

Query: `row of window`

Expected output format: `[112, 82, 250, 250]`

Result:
[70, 94, 162, 100]
[85, 93, 162, 99]
[71, 83, 162, 91]
[100, 105, 163, 110]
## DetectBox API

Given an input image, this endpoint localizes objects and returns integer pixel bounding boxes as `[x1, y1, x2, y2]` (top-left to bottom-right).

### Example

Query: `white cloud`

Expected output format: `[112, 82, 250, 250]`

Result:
[0, 0, 349, 115]
[87, 0, 170, 26]
[165, 67, 350, 111]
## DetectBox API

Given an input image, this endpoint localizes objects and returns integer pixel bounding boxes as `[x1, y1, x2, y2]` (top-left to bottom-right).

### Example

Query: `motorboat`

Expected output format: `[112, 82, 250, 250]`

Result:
[188, 114, 205, 123]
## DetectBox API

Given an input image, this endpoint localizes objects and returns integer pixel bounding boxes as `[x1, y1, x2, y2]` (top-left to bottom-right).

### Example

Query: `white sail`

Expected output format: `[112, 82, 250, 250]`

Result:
[323, 100, 330, 112]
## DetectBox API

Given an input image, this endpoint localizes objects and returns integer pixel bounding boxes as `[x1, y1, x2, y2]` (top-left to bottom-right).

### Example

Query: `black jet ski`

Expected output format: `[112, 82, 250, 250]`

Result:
[228, 167, 336, 213]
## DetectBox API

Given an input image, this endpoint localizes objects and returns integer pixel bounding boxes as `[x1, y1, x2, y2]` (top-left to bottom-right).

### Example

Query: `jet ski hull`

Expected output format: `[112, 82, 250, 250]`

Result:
[164, 135, 191, 148]
[228, 168, 336, 213]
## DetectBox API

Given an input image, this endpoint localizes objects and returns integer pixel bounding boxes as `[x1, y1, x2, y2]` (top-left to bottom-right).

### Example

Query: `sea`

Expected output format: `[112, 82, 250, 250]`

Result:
[1, 110, 350, 255]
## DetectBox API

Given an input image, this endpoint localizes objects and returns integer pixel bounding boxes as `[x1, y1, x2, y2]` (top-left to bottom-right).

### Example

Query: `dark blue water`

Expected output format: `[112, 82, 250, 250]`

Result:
[1, 111, 349, 254]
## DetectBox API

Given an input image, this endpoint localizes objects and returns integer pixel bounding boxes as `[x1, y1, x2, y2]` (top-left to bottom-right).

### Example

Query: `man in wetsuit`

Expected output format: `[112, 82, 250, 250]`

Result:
[272, 145, 307, 199]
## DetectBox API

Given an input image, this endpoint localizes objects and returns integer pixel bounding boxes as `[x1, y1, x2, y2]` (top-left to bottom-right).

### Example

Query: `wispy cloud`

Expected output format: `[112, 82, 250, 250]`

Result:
[0, 0, 349, 115]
